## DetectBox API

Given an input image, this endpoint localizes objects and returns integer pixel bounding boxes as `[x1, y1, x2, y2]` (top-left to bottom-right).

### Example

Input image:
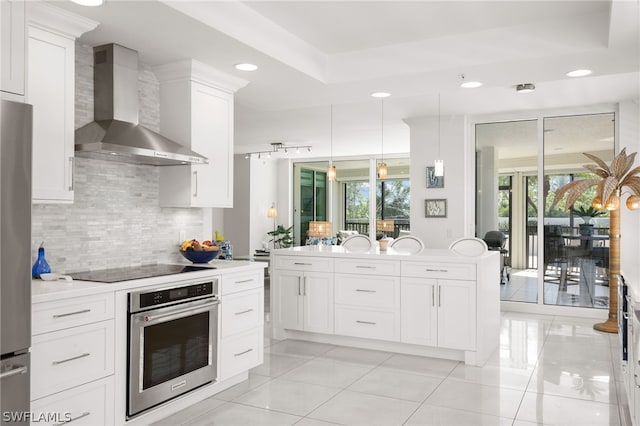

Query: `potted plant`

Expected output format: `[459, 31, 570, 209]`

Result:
[267, 225, 294, 249]
[570, 205, 607, 225]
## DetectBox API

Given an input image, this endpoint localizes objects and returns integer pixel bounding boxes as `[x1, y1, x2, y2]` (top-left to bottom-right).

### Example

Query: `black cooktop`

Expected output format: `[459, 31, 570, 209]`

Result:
[69, 264, 214, 283]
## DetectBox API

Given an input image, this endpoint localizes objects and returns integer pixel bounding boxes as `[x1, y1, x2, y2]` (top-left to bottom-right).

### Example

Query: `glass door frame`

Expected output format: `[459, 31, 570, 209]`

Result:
[469, 103, 618, 317]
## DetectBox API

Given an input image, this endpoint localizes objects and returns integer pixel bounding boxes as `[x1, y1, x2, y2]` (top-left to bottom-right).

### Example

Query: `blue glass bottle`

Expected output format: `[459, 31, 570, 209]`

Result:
[32, 246, 51, 278]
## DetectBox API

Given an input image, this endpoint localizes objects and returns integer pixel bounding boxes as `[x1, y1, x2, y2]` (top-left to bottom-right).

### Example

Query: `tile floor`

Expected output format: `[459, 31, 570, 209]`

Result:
[154, 312, 630, 426]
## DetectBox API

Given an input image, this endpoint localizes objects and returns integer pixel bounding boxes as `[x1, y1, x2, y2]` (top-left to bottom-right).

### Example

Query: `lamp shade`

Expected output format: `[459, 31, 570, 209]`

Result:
[377, 162, 388, 179]
[267, 203, 277, 218]
[376, 219, 395, 232]
[308, 221, 332, 238]
[327, 164, 337, 181]
[627, 195, 640, 210]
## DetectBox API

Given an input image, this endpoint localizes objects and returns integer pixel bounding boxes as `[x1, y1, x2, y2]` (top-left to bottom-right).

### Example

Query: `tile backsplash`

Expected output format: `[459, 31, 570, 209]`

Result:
[31, 43, 204, 273]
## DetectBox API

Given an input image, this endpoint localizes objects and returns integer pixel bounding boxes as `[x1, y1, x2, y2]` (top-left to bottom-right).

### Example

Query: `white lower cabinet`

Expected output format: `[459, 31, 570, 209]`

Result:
[219, 270, 264, 381]
[401, 278, 476, 351]
[31, 376, 114, 426]
[275, 270, 334, 334]
[31, 292, 114, 425]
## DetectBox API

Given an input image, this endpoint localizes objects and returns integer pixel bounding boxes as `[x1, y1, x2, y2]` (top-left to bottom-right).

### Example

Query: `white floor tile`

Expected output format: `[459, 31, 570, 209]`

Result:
[279, 358, 373, 388]
[250, 352, 310, 378]
[405, 404, 513, 426]
[150, 397, 226, 425]
[347, 366, 443, 402]
[294, 418, 342, 426]
[319, 345, 393, 366]
[424, 379, 524, 419]
[516, 391, 621, 426]
[189, 402, 301, 426]
[527, 366, 617, 404]
[448, 363, 533, 391]
[212, 374, 272, 402]
[379, 353, 459, 378]
[233, 377, 341, 416]
[306, 389, 419, 426]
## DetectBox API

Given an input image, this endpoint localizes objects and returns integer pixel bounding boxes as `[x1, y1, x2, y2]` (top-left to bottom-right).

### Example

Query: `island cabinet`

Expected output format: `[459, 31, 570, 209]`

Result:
[401, 262, 477, 351]
[271, 246, 500, 366]
[273, 256, 334, 334]
[334, 258, 401, 341]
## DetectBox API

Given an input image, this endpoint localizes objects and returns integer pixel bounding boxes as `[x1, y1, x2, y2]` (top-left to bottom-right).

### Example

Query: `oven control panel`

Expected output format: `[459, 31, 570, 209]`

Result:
[130, 280, 217, 312]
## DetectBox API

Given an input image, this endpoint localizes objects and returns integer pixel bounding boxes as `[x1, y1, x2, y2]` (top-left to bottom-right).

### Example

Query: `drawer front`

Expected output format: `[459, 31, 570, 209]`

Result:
[221, 270, 262, 295]
[31, 376, 114, 426]
[335, 307, 400, 342]
[274, 256, 333, 273]
[32, 293, 114, 335]
[31, 321, 114, 400]
[221, 288, 263, 337]
[335, 274, 400, 309]
[220, 328, 263, 380]
[334, 259, 400, 276]
[401, 262, 476, 280]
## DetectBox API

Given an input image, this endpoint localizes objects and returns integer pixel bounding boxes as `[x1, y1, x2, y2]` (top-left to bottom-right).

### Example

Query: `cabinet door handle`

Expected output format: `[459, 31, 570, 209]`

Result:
[297, 276, 301, 296]
[426, 268, 448, 273]
[235, 279, 253, 284]
[432, 285, 435, 307]
[294, 262, 312, 266]
[356, 265, 375, 269]
[68, 157, 75, 191]
[438, 285, 442, 307]
[53, 411, 90, 426]
[356, 289, 376, 293]
[234, 348, 254, 357]
[53, 309, 91, 318]
[356, 320, 376, 325]
[52, 353, 90, 365]
[303, 276, 307, 296]
[235, 309, 254, 316]
[193, 171, 198, 197]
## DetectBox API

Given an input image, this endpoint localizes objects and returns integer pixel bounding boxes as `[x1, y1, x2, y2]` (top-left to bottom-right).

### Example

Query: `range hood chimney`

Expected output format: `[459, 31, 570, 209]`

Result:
[75, 44, 208, 166]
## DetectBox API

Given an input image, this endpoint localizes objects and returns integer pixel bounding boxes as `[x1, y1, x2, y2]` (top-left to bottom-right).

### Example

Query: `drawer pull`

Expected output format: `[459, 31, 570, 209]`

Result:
[426, 268, 448, 273]
[234, 309, 254, 316]
[356, 320, 376, 325]
[234, 348, 254, 357]
[356, 289, 376, 293]
[356, 266, 375, 269]
[54, 411, 90, 426]
[0, 365, 28, 379]
[52, 353, 90, 365]
[235, 279, 254, 284]
[294, 262, 312, 266]
[52, 309, 91, 318]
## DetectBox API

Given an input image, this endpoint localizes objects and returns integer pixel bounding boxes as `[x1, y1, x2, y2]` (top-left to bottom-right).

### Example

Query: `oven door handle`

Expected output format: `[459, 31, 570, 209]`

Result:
[141, 299, 219, 324]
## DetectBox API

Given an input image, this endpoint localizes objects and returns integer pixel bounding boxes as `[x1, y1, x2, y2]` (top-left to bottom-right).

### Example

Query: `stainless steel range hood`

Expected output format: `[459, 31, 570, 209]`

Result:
[75, 44, 208, 166]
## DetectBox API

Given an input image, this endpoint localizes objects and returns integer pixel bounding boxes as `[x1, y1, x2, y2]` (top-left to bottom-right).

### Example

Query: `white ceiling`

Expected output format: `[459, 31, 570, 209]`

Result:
[52, 0, 640, 159]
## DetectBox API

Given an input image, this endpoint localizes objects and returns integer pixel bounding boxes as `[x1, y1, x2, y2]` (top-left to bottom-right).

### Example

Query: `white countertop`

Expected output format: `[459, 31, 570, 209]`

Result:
[272, 245, 498, 263]
[32, 260, 266, 303]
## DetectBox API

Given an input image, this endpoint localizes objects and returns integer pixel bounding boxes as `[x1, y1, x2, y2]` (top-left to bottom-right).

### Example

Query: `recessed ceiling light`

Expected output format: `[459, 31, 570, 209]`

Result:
[235, 63, 258, 71]
[566, 69, 592, 77]
[70, 0, 103, 5]
[516, 83, 535, 93]
[460, 81, 483, 89]
[371, 92, 391, 98]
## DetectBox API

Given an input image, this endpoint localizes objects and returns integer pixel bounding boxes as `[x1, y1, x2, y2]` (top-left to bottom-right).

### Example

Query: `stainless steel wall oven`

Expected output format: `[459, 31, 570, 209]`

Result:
[127, 278, 219, 418]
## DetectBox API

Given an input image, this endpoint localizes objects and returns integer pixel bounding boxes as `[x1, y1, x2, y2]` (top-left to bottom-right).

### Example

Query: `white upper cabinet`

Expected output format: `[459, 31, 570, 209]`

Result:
[1, 0, 26, 100]
[27, 2, 97, 203]
[155, 60, 248, 208]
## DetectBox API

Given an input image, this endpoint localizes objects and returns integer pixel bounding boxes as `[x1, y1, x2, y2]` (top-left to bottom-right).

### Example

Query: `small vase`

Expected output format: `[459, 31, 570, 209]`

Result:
[32, 247, 51, 278]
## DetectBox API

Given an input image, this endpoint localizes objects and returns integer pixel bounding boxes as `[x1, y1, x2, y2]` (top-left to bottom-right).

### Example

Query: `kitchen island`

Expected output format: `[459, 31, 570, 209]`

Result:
[30, 260, 266, 426]
[271, 245, 500, 366]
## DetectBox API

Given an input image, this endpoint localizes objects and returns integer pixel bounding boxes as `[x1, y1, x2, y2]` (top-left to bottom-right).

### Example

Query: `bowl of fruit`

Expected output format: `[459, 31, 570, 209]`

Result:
[180, 239, 220, 263]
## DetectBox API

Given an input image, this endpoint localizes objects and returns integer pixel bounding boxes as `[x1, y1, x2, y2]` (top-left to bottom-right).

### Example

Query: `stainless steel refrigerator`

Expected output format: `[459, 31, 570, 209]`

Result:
[0, 100, 32, 425]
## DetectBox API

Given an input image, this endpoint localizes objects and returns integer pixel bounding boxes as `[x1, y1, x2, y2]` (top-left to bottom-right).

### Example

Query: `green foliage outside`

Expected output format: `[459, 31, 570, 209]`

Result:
[345, 181, 369, 221]
[376, 180, 410, 219]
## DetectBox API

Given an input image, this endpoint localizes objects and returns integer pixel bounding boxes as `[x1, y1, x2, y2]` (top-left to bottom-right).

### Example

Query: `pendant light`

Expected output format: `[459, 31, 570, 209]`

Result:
[434, 93, 444, 177]
[327, 104, 337, 181]
[377, 98, 388, 179]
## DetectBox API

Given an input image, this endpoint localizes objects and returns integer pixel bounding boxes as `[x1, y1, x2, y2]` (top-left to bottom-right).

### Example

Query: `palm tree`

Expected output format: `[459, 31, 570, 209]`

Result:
[552, 148, 640, 333]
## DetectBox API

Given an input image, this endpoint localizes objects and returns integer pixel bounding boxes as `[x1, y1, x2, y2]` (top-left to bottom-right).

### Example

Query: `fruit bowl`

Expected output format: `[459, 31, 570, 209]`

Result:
[180, 248, 219, 263]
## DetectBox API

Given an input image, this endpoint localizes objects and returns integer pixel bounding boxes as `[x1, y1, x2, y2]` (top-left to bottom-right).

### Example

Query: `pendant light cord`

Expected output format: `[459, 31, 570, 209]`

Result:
[330, 104, 333, 163]
[381, 99, 384, 163]
[437, 93, 441, 157]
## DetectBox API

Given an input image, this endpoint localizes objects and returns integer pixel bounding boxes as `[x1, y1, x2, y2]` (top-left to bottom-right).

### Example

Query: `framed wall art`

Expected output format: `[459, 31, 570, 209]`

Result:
[426, 166, 444, 188]
[425, 199, 447, 218]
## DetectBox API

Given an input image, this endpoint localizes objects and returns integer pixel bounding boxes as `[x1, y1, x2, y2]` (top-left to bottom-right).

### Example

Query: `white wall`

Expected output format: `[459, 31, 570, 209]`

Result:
[405, 114, 468, 249]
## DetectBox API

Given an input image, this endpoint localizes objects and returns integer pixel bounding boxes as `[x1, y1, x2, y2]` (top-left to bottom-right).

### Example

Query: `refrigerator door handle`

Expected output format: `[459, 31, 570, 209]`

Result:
[0, 364, 28, 379]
